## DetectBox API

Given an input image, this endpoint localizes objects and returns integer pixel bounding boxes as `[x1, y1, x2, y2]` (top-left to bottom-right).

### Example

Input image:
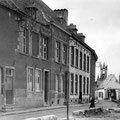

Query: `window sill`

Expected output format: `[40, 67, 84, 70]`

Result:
[19, 52, 30, 57]
[19, 52, 49, 61]
[31, 55, 40, 59]
[41, 58, 49, 62]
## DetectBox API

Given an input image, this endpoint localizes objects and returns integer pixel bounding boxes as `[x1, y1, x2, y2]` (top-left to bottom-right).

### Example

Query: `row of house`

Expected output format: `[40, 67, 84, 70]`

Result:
[0, 0, 98, 110]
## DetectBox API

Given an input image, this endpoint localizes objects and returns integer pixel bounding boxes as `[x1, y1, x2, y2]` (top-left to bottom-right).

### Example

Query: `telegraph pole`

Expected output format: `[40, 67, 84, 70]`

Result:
[65, 71, 69, 120]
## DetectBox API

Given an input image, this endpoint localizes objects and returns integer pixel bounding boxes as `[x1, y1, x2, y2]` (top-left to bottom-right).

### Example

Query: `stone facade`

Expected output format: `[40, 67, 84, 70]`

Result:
[0, 0, 97, 109]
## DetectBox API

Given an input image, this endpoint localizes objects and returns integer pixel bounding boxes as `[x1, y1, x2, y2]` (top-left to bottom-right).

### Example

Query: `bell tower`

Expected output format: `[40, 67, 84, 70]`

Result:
[100, 63, 108, 81]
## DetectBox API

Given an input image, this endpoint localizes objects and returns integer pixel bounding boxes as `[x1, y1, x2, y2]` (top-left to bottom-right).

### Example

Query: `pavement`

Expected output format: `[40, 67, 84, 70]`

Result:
[0, 100, 119, 120]
[0, 102, 91, 117]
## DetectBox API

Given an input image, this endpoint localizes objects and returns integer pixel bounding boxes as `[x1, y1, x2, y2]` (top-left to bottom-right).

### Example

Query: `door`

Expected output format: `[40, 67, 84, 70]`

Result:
[44, 71, 49, 103]
[79, 75, 82, 92]
[5, 68, 14, 104]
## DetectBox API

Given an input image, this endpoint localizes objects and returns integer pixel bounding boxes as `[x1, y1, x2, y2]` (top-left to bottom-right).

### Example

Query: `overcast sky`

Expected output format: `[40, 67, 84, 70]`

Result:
[43, 0, 120, 78]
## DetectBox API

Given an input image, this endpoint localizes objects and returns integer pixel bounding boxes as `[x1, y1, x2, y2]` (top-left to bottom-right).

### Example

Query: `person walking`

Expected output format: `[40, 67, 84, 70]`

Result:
[79, 91, 82, 103]
[89, 97, 95, 108]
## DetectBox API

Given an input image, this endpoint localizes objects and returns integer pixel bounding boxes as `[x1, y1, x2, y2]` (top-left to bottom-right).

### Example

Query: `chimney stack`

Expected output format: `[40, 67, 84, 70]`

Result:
[54, 9, 68, 26]
[67, 23, 78, 34]
[77, 33, 85, 42]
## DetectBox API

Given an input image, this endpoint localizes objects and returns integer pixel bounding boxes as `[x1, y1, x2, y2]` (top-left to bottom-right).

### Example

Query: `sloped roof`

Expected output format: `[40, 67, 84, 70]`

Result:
[98, 74, 120, 90]
[0, 0, 98, 59]
[0, 0, 67, 27]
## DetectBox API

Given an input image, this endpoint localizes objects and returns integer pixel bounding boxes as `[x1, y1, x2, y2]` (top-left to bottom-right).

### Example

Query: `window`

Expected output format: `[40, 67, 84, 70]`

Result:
[87, 77, 89, 95]
[39, 35, 48, 59]
[80, 51, 82, 70]
[55, 75, 59, 92]
[0, 68, 3, 94]
[71, 73, 74, 94]
[62, 44, 67, 64]
[75, 74, 78, 95]
[5, 68, 14, 90]
[55, 41, 61, 62]
[87, 56, 90, 73]
[19, 27, 29, 54]
[83, 77, 86, 95]
[71, 46, 74, 66]
[61, 74, 65, 93]
[32, 32, 39, 57]
[99, 92, 103, 98]
[75, 49, 78, 68]
[27, 67, 34, 91]
[43, 36, 48, 60]
[84, 54, 86, 71]
[35, 69, 42, 92]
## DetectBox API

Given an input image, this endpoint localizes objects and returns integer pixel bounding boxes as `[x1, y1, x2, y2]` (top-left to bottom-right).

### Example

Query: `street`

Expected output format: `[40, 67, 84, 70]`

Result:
[0, 100, 119, 120]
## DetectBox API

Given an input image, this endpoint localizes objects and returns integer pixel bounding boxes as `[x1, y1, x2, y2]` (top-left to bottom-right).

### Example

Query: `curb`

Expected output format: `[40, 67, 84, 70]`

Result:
[0, 101, 99, 116]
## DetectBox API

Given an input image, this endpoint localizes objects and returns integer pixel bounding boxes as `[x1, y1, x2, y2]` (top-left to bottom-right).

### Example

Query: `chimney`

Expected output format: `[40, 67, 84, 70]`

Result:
[54, 9, 68, 26]
[77, 33, 85, 42]
[67, 23, 78, 34]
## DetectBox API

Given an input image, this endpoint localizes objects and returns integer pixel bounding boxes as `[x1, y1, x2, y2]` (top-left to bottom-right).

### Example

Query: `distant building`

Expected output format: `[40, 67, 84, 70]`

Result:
[96, 63, 108, 87]
[97, 74, 120, 100]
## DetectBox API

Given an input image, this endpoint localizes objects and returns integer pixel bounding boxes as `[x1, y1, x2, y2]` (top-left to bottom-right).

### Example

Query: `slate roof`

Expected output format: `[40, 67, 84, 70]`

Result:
[0, 0, 66, 27]
[98, 74, 120, 90]
[0, 0, 98, 60]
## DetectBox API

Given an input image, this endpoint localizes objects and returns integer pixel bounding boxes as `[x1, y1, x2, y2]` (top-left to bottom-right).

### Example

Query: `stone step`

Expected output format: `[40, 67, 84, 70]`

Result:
[1, 105, 23, 112]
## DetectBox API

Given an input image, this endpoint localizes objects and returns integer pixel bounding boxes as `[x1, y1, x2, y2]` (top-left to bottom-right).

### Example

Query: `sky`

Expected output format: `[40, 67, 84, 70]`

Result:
[43, 0, 120, 79]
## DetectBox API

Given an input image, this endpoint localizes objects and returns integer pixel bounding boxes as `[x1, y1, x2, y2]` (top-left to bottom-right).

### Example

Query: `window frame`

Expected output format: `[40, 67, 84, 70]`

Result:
[27, 67, 34, 92]
[87, 56, 90, 73]
[42, 36, 48, 60]
[80, 51, 82, 70]
[62, 44, 67, 64]
[35, 68, 42, 92]
[31, 31, 39, 57]
[55, 41, 61, 62]
[70, 73, 74, 95]
[75, 74, 78, 95]
[75, 49, 78, 68]
[71, 46, 74, 66]
[84, 54, 86, 71]
[5, 67, 15, 91]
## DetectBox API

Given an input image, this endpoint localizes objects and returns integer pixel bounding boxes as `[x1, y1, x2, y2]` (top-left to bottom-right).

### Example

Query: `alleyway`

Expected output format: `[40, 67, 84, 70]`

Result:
[0, 100, 119, 120]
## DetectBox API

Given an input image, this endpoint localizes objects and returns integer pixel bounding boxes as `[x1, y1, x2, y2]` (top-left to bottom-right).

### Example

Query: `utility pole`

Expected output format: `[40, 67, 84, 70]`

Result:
[65, 71, 69, 120]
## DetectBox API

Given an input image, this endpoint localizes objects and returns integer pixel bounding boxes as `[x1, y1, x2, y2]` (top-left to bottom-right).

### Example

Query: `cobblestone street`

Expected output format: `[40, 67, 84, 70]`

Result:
[0, 100, 119, 120]
[74, 100, 120, 120]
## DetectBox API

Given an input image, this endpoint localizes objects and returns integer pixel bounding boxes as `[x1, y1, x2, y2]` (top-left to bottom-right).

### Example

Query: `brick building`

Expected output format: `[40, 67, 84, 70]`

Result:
[66, 24, 98, 103]
[0, 0, 97, 110]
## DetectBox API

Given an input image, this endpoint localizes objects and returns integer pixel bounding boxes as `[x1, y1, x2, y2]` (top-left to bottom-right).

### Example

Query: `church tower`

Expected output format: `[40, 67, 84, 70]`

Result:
[100, 63, 108, 81]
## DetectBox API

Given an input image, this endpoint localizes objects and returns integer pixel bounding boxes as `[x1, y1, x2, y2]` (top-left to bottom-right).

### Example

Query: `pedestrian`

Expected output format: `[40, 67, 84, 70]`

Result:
[79, 91, 82, 103]
[89, 97, 95, 108]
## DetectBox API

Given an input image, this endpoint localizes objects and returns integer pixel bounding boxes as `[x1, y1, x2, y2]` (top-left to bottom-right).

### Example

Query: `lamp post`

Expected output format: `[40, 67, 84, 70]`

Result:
[65, 71, 70, 120]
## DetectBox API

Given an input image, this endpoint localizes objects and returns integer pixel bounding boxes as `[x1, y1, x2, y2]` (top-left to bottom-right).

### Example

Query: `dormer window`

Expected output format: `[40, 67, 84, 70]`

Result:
[24, 3, 38, 19]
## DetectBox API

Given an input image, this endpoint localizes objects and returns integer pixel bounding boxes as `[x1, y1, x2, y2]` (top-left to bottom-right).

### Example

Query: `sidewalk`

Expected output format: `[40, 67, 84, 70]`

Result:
[0, 102, 90, 116]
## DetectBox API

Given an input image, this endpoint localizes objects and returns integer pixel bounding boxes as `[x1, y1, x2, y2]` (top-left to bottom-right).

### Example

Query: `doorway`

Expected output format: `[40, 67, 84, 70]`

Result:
[5, 68, 14, 104]
[44, 70, 49, 103]
[79, 75, 82, 92]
